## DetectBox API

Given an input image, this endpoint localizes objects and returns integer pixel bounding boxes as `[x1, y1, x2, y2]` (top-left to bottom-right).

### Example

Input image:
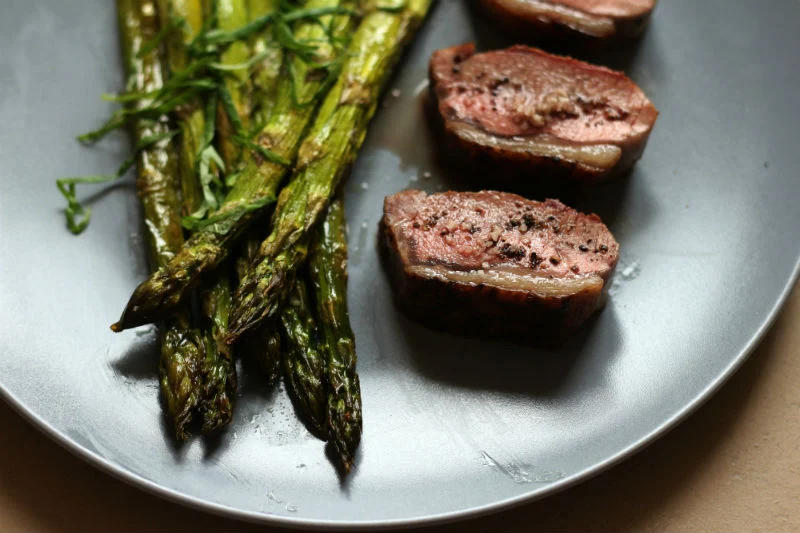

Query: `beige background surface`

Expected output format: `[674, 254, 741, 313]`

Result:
[1, 283, 798, 532]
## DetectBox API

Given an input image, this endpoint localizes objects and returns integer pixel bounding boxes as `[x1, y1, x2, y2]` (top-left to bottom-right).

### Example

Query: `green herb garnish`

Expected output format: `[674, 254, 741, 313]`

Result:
[58, 0, 354, 234]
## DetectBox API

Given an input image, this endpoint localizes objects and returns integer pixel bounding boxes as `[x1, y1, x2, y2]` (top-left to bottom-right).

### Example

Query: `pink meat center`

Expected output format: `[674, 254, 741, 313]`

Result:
[439, 49, 652, 143]
[398, 193, 616, 279]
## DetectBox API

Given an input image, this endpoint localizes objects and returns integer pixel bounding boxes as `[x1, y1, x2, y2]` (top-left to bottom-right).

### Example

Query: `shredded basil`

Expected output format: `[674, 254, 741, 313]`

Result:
[58, 129, 178, 234]
[60, 0, 359, 234]
[181, 196, 276, 231]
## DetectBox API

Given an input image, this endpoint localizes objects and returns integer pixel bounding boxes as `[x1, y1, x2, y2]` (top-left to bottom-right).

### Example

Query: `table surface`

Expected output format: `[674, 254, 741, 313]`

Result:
[1, 282, 798, 532]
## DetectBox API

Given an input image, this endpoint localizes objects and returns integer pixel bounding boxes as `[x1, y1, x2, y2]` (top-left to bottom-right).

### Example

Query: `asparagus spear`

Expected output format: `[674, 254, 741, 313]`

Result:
[280, 276, 328, 438]
[118, 0, 182, 266]
[187, 0, 255, 433]
[235, 233, 283, 382]
[118, 0, 207, 440]
[227, 0, 285, 384]
[214, 0, 252, 168]
[309, 199, 360, 471]
[249, 6, 328, 422]
[228, 0, 433, 339]
[247, 0, 282, 129]
[155, 0, 207, 215]
[196, 0, 286, 395]
[112, 0, 357, 332]
[238, 236, 310, 385]
[154, 0, 239, 435]
[235, 231, 262, 285]
[159, 321, 207, 439]
[198, 271, 237, 432]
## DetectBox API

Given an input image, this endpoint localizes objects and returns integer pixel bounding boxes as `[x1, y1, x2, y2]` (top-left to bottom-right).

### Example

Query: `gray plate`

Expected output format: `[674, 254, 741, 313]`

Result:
[1, 0, 798, 529]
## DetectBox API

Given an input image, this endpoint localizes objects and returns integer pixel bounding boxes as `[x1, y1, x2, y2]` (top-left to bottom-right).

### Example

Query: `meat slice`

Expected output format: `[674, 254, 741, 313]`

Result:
[429, 43, 658, 184]
[479, 0, 657, 41]
[380, 190, 619, 340]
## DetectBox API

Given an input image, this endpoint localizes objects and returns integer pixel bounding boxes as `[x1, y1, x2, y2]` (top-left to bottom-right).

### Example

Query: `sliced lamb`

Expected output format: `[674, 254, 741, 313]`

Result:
[429, 43, 658, 184]
[380, 190, 620, 340]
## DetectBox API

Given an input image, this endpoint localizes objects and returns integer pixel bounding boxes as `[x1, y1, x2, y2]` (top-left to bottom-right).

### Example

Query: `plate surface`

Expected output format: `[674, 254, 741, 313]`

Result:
[1, 0, 799, 528]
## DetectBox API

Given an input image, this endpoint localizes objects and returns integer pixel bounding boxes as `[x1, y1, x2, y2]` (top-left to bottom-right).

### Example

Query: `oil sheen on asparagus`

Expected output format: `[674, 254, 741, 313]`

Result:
[156, 0, 207, 216]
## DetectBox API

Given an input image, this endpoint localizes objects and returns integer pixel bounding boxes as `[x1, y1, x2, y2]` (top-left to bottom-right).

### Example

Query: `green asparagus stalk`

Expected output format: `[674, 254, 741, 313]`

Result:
[112, 0, 357, 332]
[227, 0, 433, 339]
[233, 0, 303, 385]
[159, 321, 207, 439]
[309, 199, 360, 471]
[280, 276, 328, 438]
[247, 0, 329, 420]
[235, 0, 283, 384]
[235, 230, 262, 281]
[235, 233, 283, 382]
[247, 0, 282, 129]
[184, 0, 252, 433]
[234, 231, 285, 384]
[119, 0, 182, 266]
[118, 0, 207, 440]
[214, 0, 252, 168]
[157, 0, 239, 435]
[198, 271, 237, 432]
[197, 0, 284, 397]
[156, 0, 207, 215]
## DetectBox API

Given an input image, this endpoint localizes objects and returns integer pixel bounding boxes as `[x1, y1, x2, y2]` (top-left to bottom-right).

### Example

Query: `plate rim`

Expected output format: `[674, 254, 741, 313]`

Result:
[2, 258, 797, 530]
[3, 0, 800, 526]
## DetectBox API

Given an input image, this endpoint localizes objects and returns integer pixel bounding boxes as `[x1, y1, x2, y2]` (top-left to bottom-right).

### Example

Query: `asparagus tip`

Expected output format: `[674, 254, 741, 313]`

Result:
[111, 310, 144, 332]
[113, 295, 169, 332]
[225, 310, 261, 344]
